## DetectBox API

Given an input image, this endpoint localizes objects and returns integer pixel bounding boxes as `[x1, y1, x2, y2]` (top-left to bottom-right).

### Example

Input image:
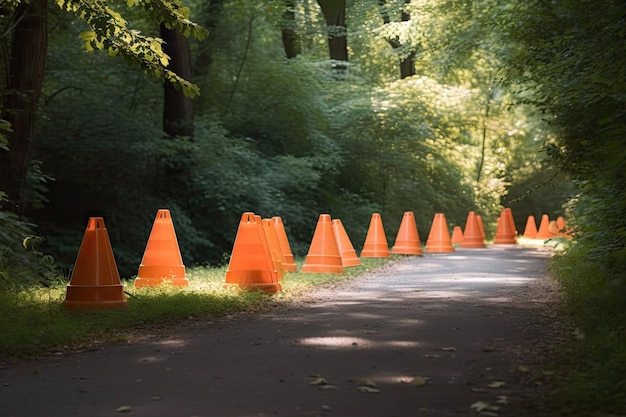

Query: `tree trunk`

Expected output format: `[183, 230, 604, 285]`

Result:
[316, 0, 347, 71]
[282, 0, 301, 58]
[378, 0, 415, 79]
[161, 24, 194, 138]
[0, 0, 47, 214]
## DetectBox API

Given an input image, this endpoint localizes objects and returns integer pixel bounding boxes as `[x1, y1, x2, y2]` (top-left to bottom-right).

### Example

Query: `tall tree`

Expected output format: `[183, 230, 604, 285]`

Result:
[0, 0, 206, 214]
[282, 0, 301, 58]
[0, 0, 47, 214]
[378, 0, 414, 79]
[161, 25, 194, 137]
[316, 0, 347, 71]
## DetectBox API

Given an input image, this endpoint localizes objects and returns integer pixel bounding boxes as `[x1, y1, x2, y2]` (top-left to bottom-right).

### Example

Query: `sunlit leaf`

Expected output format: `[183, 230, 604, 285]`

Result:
[470, 401, 500, 412]
[310, 377, 327, 386]
[407, 376, 429, 386]
[357, 377, 377, 387]
[439, 347, 457, 351]
[115, 405, 132, 413]
[357, 386, 380, 393]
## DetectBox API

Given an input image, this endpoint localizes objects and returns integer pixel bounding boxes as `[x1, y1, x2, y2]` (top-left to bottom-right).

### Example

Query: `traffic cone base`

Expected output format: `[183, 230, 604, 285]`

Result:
[523, 215, 538, 239]
[461, 211, 486, 248]
[493, 208, 517, 245]
[63, 217, 127, 311]
[302, 214, 344, 273]
[134, 209, 188, 288]
[392, 211, 423, 256]
[225, 212, 282, 293]
[332, 219, 361, 267]
[225, 270, 282, 293]
[361, 213, 391, 258]
[134, 265, 188, 288]
[425, 213, 454, 253]
[301, 257, 345, 273]
[64, 285, 128, 310]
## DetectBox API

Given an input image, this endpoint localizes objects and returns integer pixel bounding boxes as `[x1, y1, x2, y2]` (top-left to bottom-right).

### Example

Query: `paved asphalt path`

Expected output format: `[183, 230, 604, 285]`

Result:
[1, 246, 559, 417]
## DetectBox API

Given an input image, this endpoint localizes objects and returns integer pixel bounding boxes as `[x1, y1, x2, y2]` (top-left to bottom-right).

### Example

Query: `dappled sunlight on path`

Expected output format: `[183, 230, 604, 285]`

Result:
[1, 247, 558, 417]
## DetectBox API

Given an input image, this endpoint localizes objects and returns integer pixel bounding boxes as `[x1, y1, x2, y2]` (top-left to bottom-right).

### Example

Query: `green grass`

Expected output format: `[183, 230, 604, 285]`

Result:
[0, 257, 392, 361]
[545, 251, 626, 416]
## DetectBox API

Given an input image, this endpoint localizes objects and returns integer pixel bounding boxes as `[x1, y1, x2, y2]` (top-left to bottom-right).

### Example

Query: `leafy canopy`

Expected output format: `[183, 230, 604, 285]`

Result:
[48, 0, 208, 97]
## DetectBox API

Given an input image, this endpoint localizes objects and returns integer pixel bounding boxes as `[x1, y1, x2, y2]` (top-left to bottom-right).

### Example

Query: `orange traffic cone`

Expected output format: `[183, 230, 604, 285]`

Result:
[556, 216, 573, 239]
[361, 213, 391, 258]
[225, 212, 281, 293]
[451, 226, 463, 246]
[272, 217, 297, 271]
[332, 219, 361, 267]
[461, 211, 486, 248]
[548, 220, 559, 236]
[493, 208, 517, 244]
[391, 211, 423, 255]
[63, 217, 127, 310]
[263, 218, 285, 280]
[523, 215, 538, 239]
[134, 209, 188, 288]
[535, 214, 552, 240]
[302, 214, 344, 273]
[477, 214, 486, 241]
[425, 213, 454, 253]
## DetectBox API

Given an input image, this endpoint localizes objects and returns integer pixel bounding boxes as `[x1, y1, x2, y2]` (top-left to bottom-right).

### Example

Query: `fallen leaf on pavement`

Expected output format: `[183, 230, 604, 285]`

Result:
[439, 347, 457, 352]
[487, 381, 506, 388]
[357, 386, 380, 393]
[115, 406, 132, 413]
[310, 377, 327, 386]
[408, 376, 429, 386]
[400, 376, 429, 386]
[470, 401, 500, 413]
[357, 377, 377, 387]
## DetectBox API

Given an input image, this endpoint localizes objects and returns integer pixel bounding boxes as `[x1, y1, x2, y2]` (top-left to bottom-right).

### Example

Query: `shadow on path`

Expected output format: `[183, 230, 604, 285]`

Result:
[1, 246, 561, 417]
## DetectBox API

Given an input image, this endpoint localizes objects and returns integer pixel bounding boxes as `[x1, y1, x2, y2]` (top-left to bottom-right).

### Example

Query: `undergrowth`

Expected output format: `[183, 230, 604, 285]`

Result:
[0, 257, 391, 361]
[547, 248, 626, 416]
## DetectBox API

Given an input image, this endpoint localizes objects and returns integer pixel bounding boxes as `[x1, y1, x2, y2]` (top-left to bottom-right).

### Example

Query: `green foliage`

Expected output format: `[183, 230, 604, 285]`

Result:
[1, 120, 59, 288]
[52, 0, 207, 97]
[501, 0, 626, 281]
[0, 119, 10, 151]
[548, 251, 626, 415]
[20, 0, 554, 279]
[498, 2, 626, 413]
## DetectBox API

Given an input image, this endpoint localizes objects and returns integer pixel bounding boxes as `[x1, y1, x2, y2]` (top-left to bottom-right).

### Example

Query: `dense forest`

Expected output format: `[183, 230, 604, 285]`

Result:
[0, 0, 622, 286]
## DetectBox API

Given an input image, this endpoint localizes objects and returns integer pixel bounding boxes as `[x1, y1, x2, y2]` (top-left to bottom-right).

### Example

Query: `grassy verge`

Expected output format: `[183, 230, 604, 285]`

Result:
[546, 250, 626, 416]
[0, 257, 392, 361]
